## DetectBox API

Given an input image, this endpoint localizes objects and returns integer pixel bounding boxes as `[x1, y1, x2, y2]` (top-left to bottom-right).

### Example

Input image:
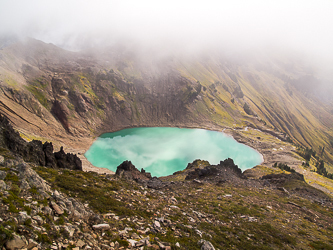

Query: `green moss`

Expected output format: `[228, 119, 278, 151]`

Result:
[24, 218, 32, 226]
[0, 147, 15, 159]
[4, 172, 19, 184]
[29, 186, 39, 195]
[8, 203, 19, 213]
[0, 225, 14, 245]
[36, 232, 52, 244]
[309, 241, 333, 250]
[24, 206, 32, 215]
[111, 237, 129, 247]
[55, 216, 65, 225]
[42, 223, 51, 231]
[25, 85, 50, 109]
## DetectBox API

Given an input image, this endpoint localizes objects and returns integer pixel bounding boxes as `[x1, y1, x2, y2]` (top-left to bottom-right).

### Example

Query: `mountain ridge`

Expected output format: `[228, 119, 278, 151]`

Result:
[0, 38, 333, 171]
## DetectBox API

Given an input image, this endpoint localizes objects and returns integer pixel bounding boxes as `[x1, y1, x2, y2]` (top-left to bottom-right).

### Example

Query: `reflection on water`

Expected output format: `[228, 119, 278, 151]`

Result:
[85, 127, 263, 177]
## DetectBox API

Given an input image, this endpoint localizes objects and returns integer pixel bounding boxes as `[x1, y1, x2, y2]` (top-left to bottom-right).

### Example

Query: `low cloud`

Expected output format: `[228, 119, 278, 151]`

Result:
[1, 0, 333, 61]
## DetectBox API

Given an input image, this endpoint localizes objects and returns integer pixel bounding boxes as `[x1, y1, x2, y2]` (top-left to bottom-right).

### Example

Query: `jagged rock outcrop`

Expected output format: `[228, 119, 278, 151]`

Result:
[54, 146, 82, 170]
[0, 114, 82, 170]
[115, 161, 168, 189]
[43, 141, 57, 168]
[115, 160, 152, 181]
[185, 158, 244, 182]
[186, 159, 210, 170]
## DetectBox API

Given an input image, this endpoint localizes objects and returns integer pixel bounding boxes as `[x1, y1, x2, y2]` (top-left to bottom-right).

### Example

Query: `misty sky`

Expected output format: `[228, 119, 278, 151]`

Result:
[1, 0, 333, 60]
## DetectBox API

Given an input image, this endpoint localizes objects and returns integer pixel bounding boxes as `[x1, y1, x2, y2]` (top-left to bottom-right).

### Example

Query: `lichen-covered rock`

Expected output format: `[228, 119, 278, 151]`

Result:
[18, 162, 51, 193]
[198, 239, 215, 250]
[0, 170, 7, 180]
[0, 155, 4, 165]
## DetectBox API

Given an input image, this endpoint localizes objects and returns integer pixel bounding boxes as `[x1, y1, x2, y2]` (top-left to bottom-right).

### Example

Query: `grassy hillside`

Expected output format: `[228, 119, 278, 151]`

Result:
[0, 39, 333, 168]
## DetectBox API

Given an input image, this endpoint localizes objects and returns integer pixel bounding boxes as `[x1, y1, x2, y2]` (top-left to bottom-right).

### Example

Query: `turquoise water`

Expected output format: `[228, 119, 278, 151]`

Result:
[85, 127, 263, 177]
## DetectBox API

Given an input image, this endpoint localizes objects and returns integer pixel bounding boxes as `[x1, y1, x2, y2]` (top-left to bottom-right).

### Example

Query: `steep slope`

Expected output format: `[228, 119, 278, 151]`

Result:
[0, 122, 332, 249]
[0, 39, 333, 166]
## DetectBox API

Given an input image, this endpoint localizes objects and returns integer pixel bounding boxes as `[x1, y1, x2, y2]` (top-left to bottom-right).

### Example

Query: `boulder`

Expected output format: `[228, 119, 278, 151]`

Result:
[198, 239, 215, 250]
[147, 177, 168, 189]
[0, 170, 7, 180]
[5, 233, 27, 250]
[50, 200, 64, 215]
[92, 224, 110, 230]
[0, 180, 8, 190]
[18, 163, 51, 193]
[51, 100, 70, 131]
[0, 155, 4, 165]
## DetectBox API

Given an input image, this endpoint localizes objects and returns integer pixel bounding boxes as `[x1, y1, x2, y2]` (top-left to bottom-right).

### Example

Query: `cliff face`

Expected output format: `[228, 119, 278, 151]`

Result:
[0, 39, 333, 164]
[0, 114, 82, 170]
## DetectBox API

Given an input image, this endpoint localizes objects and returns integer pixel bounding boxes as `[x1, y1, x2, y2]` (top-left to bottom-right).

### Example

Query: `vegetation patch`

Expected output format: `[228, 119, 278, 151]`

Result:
[25, 85, 49, 109]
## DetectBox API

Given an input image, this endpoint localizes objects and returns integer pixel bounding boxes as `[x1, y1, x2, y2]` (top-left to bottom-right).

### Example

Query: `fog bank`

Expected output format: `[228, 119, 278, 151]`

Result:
[1, 0, 332, 61]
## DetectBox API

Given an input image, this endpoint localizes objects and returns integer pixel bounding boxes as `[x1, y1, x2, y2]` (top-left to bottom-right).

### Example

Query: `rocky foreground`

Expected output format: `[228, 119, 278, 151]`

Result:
[1, 153, 333, 250]
[1, 116, 333, 249]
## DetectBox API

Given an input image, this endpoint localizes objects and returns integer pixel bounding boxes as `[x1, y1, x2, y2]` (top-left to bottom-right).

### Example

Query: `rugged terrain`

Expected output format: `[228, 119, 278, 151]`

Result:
[1, 38, 333, 249]
[1, 39, 333, 166]
[0, 128, 333, 249]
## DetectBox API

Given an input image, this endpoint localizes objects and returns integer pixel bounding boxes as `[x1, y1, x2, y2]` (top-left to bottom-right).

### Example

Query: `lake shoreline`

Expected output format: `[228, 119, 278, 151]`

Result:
[84, 127, 263, 177]
[71, 124, 301, 177]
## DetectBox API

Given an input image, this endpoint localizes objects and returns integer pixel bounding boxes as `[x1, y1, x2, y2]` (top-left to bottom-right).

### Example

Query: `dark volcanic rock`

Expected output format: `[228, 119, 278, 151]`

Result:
[186, 166, 219, 180]
[116, 160, 151, 181]
[24, 140, 46, 166]
[43, 142, 57, 168]
[1, 114, 26, 154]
[116, 160, 136, 173]
[185, 158, 244, 182]
[54, 146, 82, 170]
[146, 177, 169, 189]
[141, 168, 152, 179]
[0, 114, 81, 170]
[261, 172, 305, 184]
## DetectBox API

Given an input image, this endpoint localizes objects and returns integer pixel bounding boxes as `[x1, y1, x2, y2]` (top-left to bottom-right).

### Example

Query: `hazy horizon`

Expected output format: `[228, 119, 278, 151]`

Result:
[0, 0, 332, 61]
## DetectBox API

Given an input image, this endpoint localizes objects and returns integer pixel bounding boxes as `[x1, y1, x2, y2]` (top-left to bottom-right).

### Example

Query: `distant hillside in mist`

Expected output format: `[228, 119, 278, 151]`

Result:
[0, 38, 333, 166]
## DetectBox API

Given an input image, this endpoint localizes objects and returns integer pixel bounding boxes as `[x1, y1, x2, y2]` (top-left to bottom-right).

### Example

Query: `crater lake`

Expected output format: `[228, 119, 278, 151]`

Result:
[85, 127, 263, 177]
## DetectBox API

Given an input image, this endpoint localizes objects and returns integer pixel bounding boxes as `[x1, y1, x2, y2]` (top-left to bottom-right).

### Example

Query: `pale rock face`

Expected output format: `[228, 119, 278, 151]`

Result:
[0, 156, 4, 165]
[198, 239, 215, 250]
[5, 234, 27, 250]
[154, 220, 161, 228]
[92, 223, 111, 230]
